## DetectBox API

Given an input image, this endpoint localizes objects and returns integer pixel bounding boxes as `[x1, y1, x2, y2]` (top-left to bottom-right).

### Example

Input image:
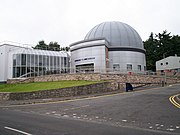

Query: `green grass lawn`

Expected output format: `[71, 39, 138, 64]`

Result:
[0, 80, 101, 93]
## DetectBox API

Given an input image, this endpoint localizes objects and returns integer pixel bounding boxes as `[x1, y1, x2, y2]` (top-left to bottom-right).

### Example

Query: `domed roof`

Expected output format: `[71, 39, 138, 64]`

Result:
[84, 21, 144, 49]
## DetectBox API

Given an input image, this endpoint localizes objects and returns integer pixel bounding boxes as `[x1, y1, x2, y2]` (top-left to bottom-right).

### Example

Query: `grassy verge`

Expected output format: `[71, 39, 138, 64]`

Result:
[0, 80, 102, 93]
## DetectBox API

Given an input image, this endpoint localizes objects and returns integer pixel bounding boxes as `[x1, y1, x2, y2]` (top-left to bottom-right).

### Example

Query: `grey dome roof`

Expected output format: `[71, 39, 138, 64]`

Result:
[84, 21, 144, 49]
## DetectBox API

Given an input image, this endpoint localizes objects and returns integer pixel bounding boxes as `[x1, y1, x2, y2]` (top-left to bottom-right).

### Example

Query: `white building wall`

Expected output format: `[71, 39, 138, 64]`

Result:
[0, 45, 7, 82]
[156, 56, 180, 71]
[0, 44, 22, 82]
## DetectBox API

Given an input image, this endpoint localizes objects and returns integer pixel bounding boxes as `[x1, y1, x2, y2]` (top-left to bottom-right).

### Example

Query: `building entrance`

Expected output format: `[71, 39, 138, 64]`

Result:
[76, 63, 94, 73]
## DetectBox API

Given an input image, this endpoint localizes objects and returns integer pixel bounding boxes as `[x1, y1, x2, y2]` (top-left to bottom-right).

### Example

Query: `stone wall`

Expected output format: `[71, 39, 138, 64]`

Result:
[4, 73, 179, 101]
[7, 73, 180, 84]
[0, 81, 122, 101]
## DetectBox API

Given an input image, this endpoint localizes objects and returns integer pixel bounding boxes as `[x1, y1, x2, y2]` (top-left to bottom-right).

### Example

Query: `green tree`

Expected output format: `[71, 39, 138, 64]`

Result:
[144, 31, 180, 71]
[48, 41, 60, 51]
[33, 40, 70, 52]
[33, 40, 48, 50]
[144, 32, 157, 71]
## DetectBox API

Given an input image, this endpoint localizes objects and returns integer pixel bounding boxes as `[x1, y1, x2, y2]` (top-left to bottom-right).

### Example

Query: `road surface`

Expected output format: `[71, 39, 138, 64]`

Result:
[0, 84, 179, 135]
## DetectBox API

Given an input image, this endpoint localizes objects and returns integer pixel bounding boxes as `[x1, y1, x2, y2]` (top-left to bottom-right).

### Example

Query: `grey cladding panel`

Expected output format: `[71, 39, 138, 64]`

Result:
[84, 21, 144, 49]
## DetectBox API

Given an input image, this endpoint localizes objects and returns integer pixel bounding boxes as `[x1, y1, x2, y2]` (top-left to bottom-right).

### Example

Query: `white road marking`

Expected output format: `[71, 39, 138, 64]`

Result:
[4, 126, 32, 135]
[167, 128, 175, 131]
[149, 126, 153, 129]
[62, 115, 69, 118]
[54, 114, 61, 116]
[157, 127, 161, 129]
[63, 105, 90, 111]
[122, 120, 127, 122]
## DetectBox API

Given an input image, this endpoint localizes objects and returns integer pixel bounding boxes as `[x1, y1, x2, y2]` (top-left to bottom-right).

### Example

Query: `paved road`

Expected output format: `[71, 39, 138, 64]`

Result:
[0, 84, 179, 135]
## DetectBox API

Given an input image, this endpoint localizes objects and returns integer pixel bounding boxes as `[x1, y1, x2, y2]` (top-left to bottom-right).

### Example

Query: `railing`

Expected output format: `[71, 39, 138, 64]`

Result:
[14, 66, 180, 79]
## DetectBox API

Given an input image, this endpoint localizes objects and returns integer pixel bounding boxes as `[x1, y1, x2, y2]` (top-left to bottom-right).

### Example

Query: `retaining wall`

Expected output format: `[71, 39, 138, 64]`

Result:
[0, 82, 123, 101]
[7, 73, 179, 84]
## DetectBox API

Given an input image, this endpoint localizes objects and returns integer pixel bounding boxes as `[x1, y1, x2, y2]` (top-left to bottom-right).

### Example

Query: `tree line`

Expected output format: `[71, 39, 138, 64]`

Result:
[144, 30, 180, 71]
[33, 40, 70, 51]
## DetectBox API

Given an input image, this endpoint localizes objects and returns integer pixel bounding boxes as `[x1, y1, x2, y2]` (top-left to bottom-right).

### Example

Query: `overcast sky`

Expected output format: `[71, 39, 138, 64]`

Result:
[0, 0, 180, 47]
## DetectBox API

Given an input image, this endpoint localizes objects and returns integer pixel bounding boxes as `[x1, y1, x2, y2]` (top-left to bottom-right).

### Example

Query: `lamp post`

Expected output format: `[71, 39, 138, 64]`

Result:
[163, 53, 167, 86]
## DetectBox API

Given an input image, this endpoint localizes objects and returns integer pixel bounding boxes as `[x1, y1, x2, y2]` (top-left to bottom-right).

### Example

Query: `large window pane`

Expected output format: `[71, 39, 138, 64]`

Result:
[27, 54, 30, 66]
[16, 54, 21, 66]
[13, 54, 16, 67]
[39, 55, 43, 66]
[54, 56, 57, 68]
[35, 55, 38, 66]
[31, 54, 34, 67]
[138, 65, 141, 71]
[127, 64, 132, 71]
[21, 54, 26, 66]
[21, 67, 26, 76]
[13, 67, 16, 78]
[50, 56, 53, 67]
[43, 55, 47, 66]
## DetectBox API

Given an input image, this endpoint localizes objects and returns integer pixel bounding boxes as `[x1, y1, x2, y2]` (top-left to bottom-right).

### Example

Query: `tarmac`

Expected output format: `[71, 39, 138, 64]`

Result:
[0, 84, 179, 107]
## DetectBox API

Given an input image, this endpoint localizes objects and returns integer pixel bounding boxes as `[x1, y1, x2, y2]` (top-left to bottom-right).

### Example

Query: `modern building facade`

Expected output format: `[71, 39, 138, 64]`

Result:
[70, 21, 146, 73]
[0, 21, 146, 82]
[0, 44, 70, 82]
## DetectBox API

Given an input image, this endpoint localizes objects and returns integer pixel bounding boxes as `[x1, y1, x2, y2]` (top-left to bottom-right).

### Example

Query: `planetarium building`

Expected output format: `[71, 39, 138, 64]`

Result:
[70, 21, 146, 73]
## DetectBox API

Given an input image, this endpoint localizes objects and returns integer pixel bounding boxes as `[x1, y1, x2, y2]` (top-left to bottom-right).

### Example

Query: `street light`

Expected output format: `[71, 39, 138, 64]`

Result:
[163, 53, 167, 87]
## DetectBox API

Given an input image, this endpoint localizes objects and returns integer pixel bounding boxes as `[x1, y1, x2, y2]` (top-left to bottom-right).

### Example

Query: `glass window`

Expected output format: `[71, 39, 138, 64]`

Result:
[35, 55, 38, 66]
[57, 57, 60, 67]
[50, 56, 53, 67]
[31, 54, 34, 67]
[127, 64, 132, 71]
[64, 57, 67, 67]
[138, 65, 141, 71]
[27, 54, 30, 66]
[54, 56, 57, 67]
[21, 54, 26, 66]
[113, 64, 120, 71]
[16, 54, 21, 66]
[43, 55, 47, 66]
[61, 57, 64, 67]
[46, 56, 49, 67]
[16, 67, 21, 77]
[13, 54, 16, 67]
[13, 67, 16, 78]
[144, 66, 146, 71]
[39, 55, 43, 66]
[21, 67, 26, 76]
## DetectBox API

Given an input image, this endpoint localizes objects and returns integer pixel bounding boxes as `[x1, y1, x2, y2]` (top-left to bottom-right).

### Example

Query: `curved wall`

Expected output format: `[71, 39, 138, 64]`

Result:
[109, 51, 146, 73]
